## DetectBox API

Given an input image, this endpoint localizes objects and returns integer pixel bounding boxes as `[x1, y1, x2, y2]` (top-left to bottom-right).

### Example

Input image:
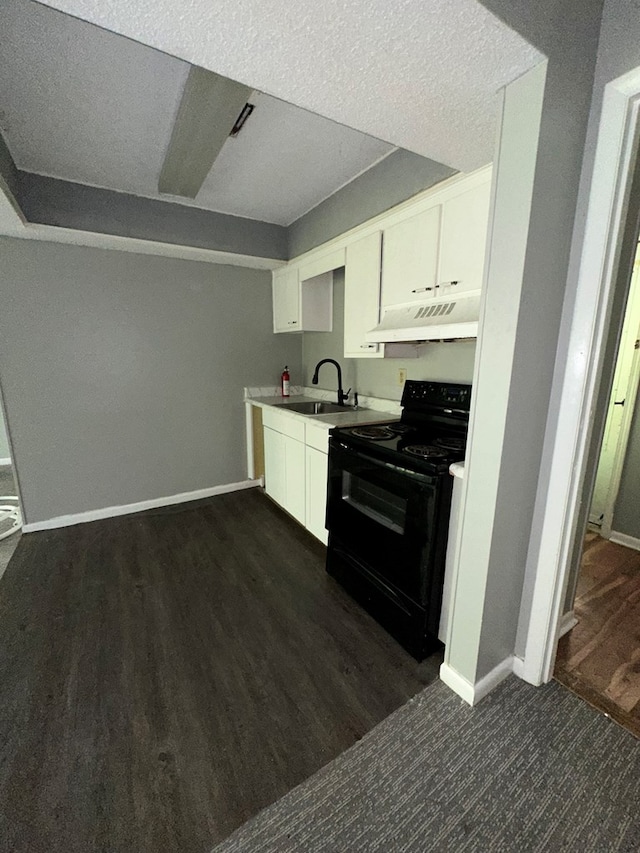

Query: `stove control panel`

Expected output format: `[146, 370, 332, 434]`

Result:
[401, 380, 472, 411]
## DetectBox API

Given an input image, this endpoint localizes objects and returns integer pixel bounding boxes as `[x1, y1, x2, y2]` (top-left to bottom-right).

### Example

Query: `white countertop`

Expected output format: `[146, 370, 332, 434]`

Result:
[247, 394, 397, 429]
[450, 461, 465, 478]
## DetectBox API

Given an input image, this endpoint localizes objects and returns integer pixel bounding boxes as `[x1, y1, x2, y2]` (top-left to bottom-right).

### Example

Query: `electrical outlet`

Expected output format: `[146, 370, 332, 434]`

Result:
[398, 368, 407, 386]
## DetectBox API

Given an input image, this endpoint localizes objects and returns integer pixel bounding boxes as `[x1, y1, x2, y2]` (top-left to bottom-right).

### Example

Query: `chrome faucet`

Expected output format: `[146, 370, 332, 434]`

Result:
[312, 358, 350, 406]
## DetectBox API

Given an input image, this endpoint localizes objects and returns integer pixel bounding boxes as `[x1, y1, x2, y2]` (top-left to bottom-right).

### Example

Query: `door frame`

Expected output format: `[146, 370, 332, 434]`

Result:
[595, 255, 640, 538]
[521, 66, 640, 686]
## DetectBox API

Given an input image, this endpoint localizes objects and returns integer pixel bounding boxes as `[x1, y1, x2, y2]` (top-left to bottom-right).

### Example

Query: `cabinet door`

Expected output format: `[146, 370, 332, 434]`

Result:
[305, 446, 329, 544]
[381, 206, 441, 308]
[273, 267, 300, 332]
[344, 232, 383, 358]
[438, 180, 491, 296]
[284, 435, 306, 524]
[263, 426, 286, 507]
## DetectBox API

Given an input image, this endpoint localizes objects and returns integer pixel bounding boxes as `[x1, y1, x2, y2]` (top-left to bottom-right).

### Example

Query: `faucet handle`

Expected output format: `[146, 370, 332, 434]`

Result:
[342, 387, 351, 404]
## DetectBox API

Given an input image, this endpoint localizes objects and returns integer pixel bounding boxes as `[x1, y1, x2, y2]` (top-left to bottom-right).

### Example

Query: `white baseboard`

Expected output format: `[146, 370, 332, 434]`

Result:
[512, 656, 525, 678]
[22, 479, 261, 533]
[439, 656, 514, 706]
[0, 457, 11, 467]
[609, 530, 640, 552]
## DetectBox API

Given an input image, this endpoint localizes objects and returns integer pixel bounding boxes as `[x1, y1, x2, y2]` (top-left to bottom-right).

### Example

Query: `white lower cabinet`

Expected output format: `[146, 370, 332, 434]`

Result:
[262, 407, 330, 543]
[305, 445, 329, 544]
[263, 425, 305, 524]
[263, 425, 286, 507]
[284, 435, 306, 524]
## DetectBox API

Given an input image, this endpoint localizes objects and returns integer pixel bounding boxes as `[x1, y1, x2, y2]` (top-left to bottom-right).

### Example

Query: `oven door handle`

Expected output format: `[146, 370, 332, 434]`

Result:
[331, 441, 437, 484]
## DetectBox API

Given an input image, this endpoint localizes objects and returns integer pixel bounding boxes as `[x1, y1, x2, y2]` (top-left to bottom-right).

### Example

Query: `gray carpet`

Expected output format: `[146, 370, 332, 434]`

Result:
[0, 466, 20, 582]
[213, 676, 640, 853]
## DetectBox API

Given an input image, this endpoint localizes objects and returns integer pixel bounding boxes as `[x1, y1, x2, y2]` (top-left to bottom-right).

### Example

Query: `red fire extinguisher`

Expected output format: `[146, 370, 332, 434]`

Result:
[281, 366, 290, 398]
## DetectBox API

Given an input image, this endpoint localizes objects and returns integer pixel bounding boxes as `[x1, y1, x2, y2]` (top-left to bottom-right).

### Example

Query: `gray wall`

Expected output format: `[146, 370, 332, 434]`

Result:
[613, 395, 640, 539]
[440, 0, 604, 680]
[0, 237, 301, 524]
[0, 402, 10, 461]
[301, 269, 476, 400]
[16, 173, 288, 260]
[288, 150, 456, 258]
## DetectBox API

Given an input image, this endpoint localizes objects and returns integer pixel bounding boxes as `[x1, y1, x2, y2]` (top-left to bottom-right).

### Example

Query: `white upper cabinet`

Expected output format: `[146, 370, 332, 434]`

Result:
[272, 265, 333, 334]
[438, 178, 491, 297]
[275, 165, 492, 337]
[380, 206, 441, 308]
[344, 231, 383, 358]
[272, 267, 300, 332]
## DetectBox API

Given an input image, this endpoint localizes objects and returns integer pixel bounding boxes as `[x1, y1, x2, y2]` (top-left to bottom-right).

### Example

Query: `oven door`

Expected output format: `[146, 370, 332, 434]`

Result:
[326, 439, 449, 605]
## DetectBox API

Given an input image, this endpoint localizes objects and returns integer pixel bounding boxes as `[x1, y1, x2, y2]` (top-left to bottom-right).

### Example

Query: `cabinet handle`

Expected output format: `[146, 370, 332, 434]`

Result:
[411, 280, 460, 294]
[288, 320, 298, 325]
[360, 344, 376, 349]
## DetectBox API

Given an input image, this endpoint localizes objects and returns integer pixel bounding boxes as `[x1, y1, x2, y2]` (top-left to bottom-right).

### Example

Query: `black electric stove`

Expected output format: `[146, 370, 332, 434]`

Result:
[325, 380, 471, 659]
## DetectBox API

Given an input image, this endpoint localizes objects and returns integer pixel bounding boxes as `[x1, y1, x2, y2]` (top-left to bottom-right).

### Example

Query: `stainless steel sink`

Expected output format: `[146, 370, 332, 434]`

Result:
[274, 401, 349, 415]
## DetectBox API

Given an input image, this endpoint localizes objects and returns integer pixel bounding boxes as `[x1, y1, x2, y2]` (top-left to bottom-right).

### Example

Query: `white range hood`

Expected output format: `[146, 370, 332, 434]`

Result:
[366, 290, 481, 343]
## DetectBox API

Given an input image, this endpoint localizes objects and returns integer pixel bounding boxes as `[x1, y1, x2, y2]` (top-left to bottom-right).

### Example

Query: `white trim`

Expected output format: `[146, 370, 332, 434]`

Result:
[513, 617, 574, 682]
[245, 401, 256, 480]
[609, 530, 640, 551]
[512, 655, 525, 679]
[0, 457, 11, 467]
[558, 611, 578, 638]
[439, 662, 476, 705]
[439, 656, 514, 706]
[521, 66, 640, 686]
[22, 479, 260, 533]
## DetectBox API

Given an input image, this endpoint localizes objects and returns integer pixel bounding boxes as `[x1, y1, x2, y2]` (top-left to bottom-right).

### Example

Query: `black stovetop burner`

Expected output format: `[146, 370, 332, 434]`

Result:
[350, 425, 395, 440]
[335, 421, 466, 473]
[403, 444, 449, 460]
[331, 380, 472, 475]
[433, 435, 466, 452]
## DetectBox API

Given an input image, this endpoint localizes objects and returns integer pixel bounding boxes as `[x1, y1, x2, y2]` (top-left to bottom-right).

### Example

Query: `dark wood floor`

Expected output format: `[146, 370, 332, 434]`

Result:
[555, 532, 640, 739]
[0, 489, 440, 853]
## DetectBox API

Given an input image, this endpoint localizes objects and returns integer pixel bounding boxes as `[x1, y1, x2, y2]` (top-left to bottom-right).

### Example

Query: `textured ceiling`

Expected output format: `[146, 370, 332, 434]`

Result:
[33, 0, 543, 173]
[0, 0, 395, 225]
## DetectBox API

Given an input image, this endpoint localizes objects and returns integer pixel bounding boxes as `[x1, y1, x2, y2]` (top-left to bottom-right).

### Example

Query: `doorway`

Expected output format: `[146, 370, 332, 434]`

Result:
[553, 223, 640, 738]
[520, 65, 640, 689]
[589, 245, 640, 540]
